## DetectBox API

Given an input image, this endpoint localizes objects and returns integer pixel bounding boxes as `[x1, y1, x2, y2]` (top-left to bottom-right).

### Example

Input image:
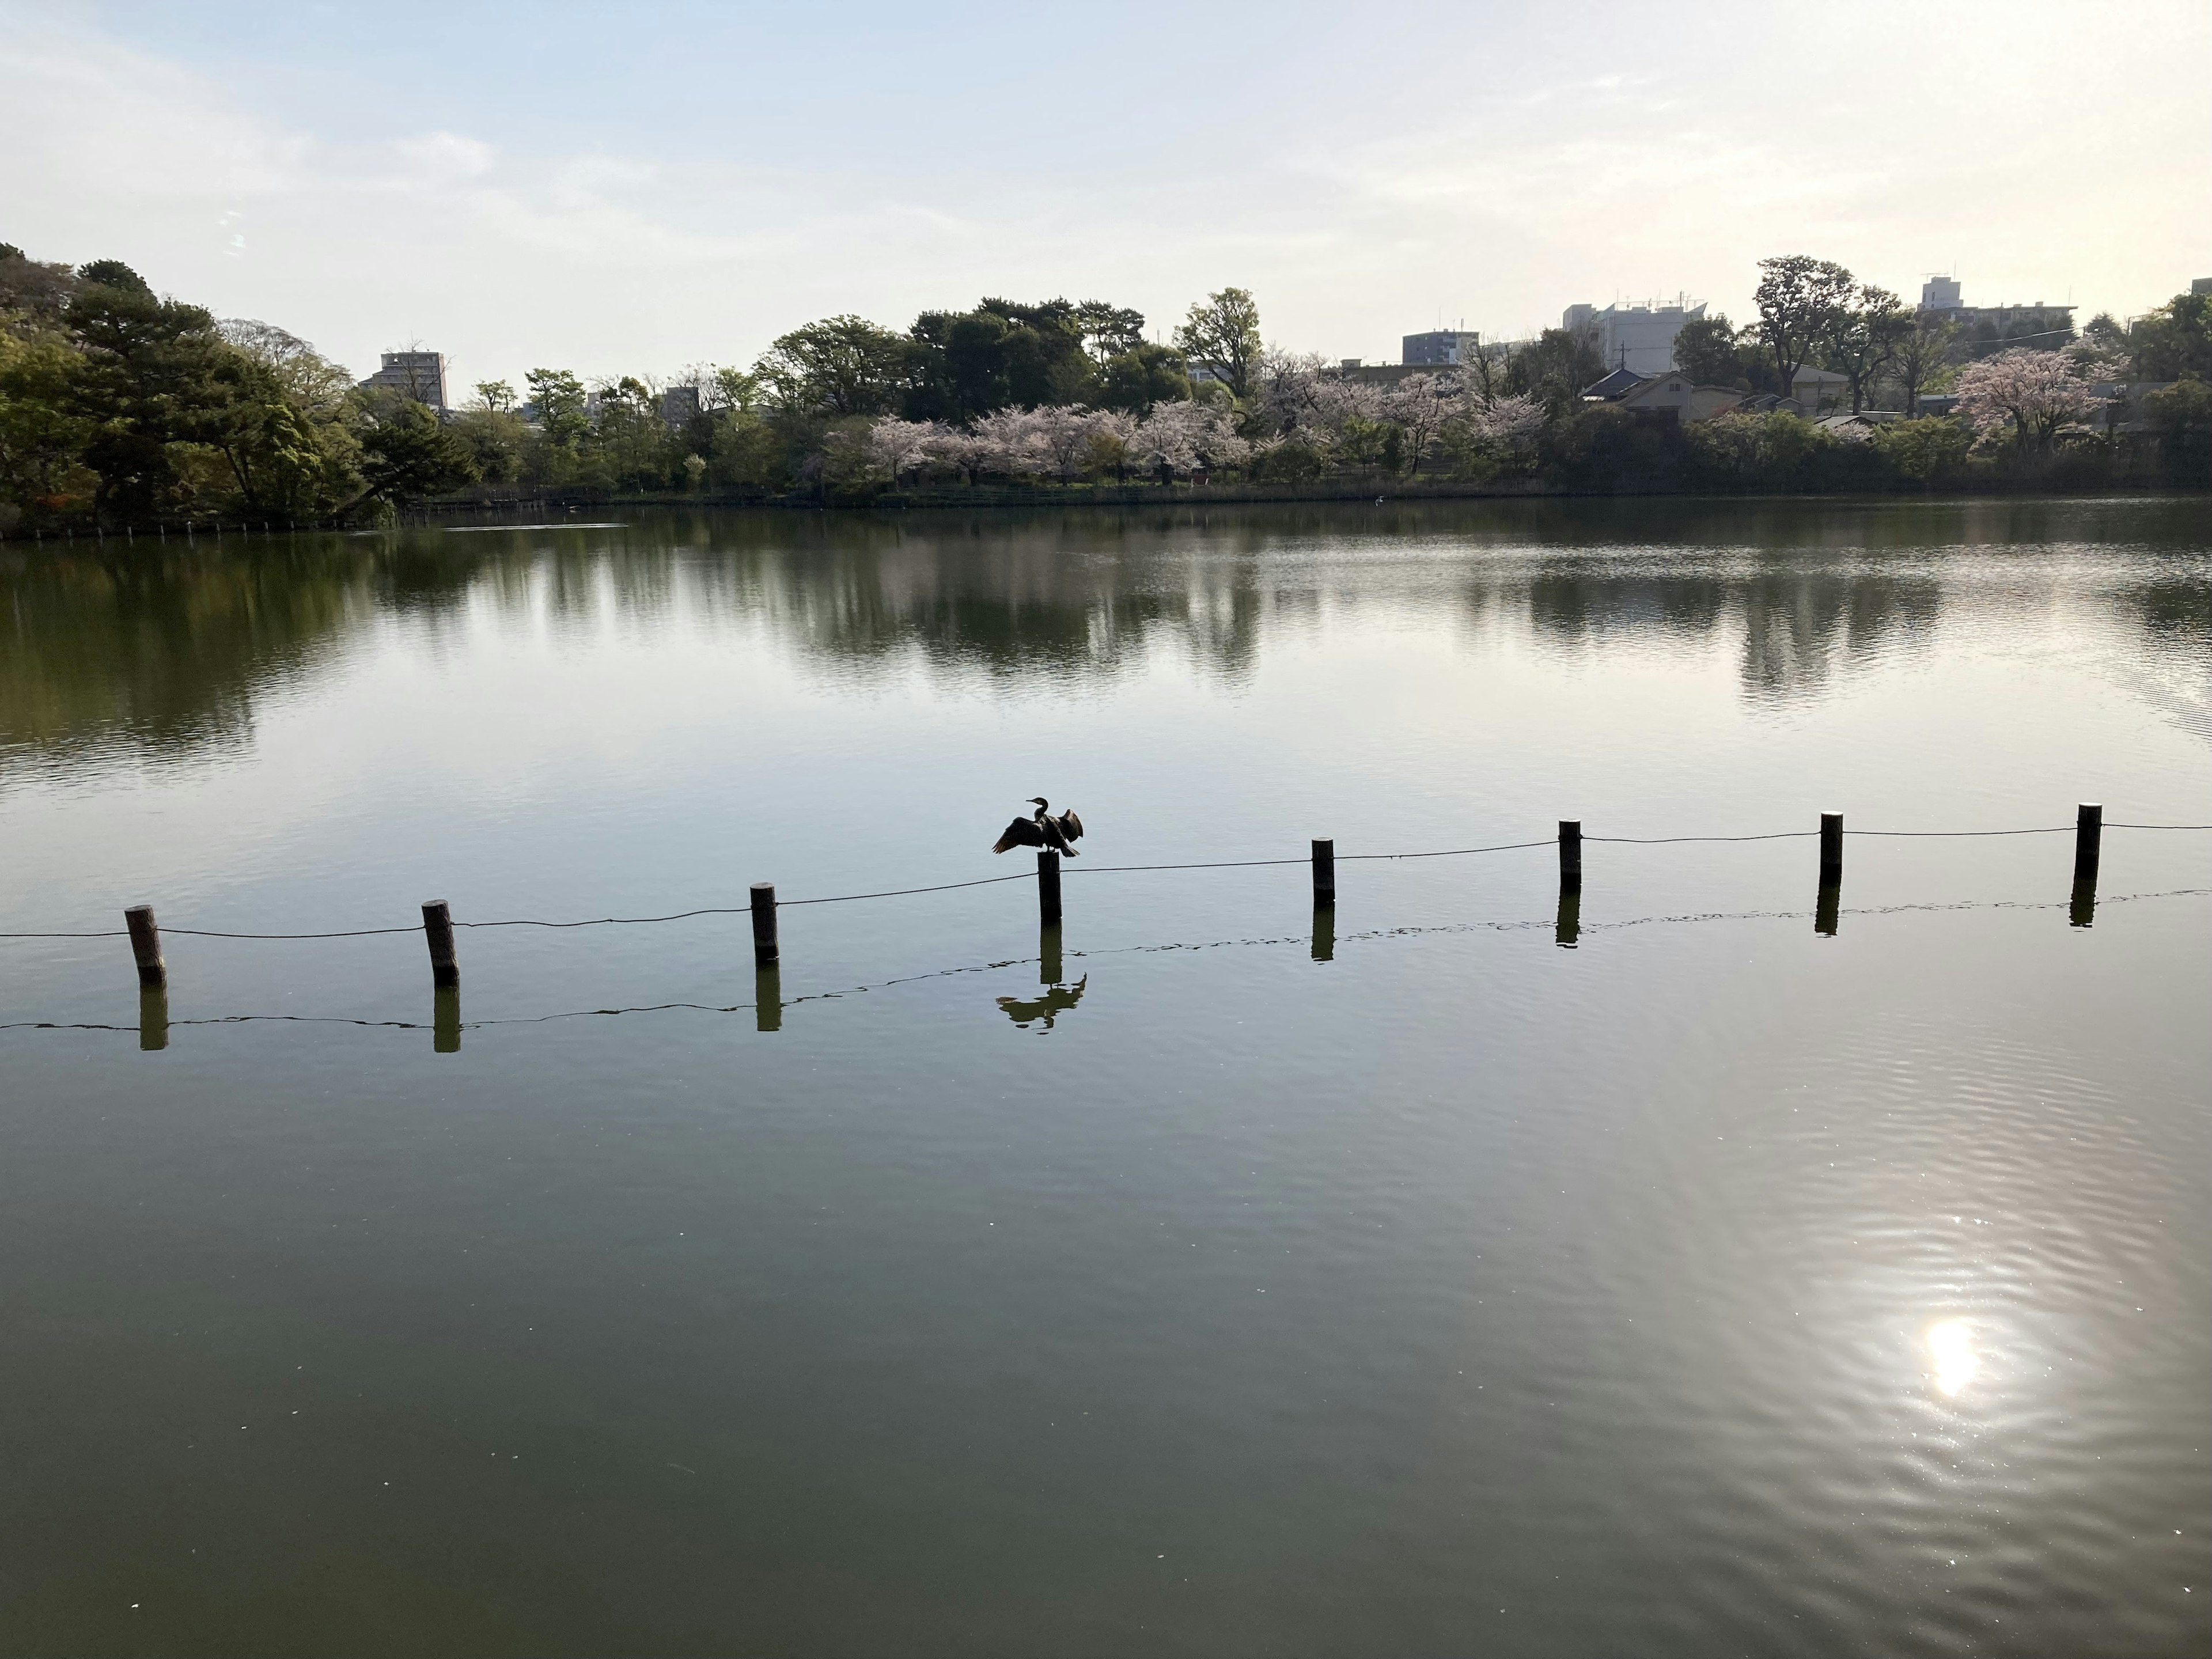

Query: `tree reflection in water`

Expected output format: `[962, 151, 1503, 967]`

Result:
[5, 497, 2209, 779]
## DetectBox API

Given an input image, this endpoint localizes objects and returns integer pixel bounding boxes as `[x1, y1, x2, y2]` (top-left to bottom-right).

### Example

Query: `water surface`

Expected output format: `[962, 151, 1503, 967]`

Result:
[2, 498, 2207, 1656]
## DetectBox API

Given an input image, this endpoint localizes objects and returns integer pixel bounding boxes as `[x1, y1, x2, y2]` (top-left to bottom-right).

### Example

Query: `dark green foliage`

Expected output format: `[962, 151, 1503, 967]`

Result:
[1095, 343, 1191, 414]
[2127, 292, 2212, 382]
[1506, 328, 1607, 416]
[76, 260, 152, 295]
[2143, 377, 2212, 483]
[756, 315, 912, 417]
[357, 400, 478, 503]
[1172, 287, 1263, 400]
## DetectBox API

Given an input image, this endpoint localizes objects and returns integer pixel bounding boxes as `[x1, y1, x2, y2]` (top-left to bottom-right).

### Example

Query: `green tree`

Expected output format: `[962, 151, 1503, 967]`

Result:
[357, 399, 478, 503]
[1753, 255, 1857, 399]
[1888, 313, 1958, 414]
[906, 299, 1093, 422]
[77, 259, 151, 295]
[0, 244, 78, 331]
[2143, 377, 2212, 483]
[524, 369, 589, 444]
[1173, 287, 1263, 400]
[1073, 300, 1147, 362]
[1505, 327, 1607, 417]
[63, 277, 230, 522]
[0, 330, 94, 512]
[1870, 416, 1971, 483]
[1673, 313, 1744, 387]
[474, 379, 517, 413]
[2127, 290, 2212, 382]
[1820, 285, 1912, 412]
[755, 315, 911, 416]
[1094, 343, 1191, 414]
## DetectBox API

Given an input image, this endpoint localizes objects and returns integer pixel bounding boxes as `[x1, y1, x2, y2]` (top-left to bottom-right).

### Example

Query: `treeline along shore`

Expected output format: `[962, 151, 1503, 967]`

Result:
[3, 243, 2208, 536]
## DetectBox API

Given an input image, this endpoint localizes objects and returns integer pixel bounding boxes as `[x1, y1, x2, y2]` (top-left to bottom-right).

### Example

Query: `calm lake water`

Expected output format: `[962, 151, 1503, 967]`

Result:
[2, 498, 2208, 1657]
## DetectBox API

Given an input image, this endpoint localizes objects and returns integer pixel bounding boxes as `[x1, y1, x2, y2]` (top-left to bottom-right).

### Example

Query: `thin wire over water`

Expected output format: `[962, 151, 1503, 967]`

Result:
[1, 821, 2205, 941]
[8, 887, 2206, 1041]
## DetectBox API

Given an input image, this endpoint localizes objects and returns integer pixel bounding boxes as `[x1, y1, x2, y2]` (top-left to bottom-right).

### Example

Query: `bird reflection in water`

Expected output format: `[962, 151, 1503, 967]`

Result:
[999, 923, 1085, 1029]
[997, 978, 1087, 1031]
[1927, 1319, 1978, 1396]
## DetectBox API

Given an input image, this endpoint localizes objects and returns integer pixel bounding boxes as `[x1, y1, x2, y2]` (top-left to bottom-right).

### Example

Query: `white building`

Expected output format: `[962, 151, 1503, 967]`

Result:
[361, 350, 449, 411]
[1561, 300, 1706, 375]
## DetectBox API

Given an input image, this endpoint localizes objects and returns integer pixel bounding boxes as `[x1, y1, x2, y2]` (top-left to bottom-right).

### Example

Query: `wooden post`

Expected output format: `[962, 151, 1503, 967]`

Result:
[749, 882, 778, 967]
[1037, 850, 1062, 926]
[1311, 838, 1335, 908]
[755, 965, 782, 1032]
[139, 986, 169, 1052]
[2073, 802, 2102, 885]
[123, 904, 166, 988]
[1555, 889, 1580, 948]
[1310, 904, 1335, 963]
[421, 899, 459, 987]
[1819, 811, 1843, 885]
[1558, 820, 1582, 896]
[1040, 923, 1064, 986]
[433, 985, 461, 1052]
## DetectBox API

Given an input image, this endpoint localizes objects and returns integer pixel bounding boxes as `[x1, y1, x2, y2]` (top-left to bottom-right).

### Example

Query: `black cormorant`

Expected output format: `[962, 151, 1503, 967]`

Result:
[993, 797, 1085, 855]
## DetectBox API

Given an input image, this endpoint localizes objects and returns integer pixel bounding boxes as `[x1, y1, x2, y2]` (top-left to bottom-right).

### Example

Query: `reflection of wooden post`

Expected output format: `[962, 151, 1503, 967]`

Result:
[139, 986, 169, 1052]
[1037, 851, 1062, 927]
[1040, 924, 1063, 986]
[755, 965, 782, 1033]
[1558, 821, 1582, 896]
[2069, 879, 2096, 929]
[433, 986, 461, 1053]
[2073, 802, 2102, 885]
[1815, 882, 1840, 937]
[422, 900, 459, 988]
[1555, 889, 1580, 948]
[1818, 812, 1843, 887]
[124, 905, 166, 988]
[1310, 905, 1335, 963]
[749, 883, 778, 967]
[1311, 839, 1335, 909]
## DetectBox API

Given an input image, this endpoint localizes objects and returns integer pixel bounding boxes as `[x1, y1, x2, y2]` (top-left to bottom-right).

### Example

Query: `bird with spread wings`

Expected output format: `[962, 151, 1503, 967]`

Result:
[993, 797, 1084, 856]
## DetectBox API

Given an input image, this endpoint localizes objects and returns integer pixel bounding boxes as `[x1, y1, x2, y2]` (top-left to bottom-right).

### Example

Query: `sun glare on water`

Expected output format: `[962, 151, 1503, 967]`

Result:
[1928, 1320, 1978, 1396]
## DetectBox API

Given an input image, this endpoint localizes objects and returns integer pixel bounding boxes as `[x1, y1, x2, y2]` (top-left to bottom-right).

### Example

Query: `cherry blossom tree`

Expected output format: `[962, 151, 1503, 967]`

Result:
[972, 408, 1046, 477]
[1082, 409, 1140, 479]
[1030, 406, 1104, 482]
[925, 425, 995, 484]
[866, 417, 942, 481]
[1952, 349, 2094, 452]
[1128, 400, 1250, 477]
[1377, 373, 1457, 476]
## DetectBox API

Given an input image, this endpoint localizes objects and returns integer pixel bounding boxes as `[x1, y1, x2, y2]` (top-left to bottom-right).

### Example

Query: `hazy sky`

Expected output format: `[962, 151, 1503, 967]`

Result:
[5, 0, 2207, 390]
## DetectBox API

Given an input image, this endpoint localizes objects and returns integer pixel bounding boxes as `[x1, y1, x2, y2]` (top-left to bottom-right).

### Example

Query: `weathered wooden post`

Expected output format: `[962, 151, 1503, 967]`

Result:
[1037, 850, 1062, 927]
[139, 986, 169, 1052]
[1040, 923, 1064, 986]
[749, 882, 778, 967]
[421, 900, 459, 987]
[123, 904, 166, 988]
[1310, 904, 1335, 963]
[755, 965, 782, 1032]
[2073, 802, 2102, 884]
[1311, 838, 1336, 908]
[1555, 889, 1581, 948]
[1558, 820, 1582, 896]
[433, 985, 461, 1052]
